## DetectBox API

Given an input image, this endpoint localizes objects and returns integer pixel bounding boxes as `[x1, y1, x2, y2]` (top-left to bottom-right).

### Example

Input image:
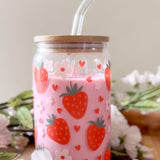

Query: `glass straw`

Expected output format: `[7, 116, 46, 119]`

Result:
[71, 0, 96, 35]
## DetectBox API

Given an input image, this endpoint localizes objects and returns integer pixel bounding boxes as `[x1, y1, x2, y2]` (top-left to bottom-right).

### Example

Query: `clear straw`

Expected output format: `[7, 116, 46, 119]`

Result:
[71, 0, 96, 35]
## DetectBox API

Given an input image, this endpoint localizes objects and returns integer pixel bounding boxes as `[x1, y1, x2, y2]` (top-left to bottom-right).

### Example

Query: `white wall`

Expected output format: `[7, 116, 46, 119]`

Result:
[1, 0, 160, 101]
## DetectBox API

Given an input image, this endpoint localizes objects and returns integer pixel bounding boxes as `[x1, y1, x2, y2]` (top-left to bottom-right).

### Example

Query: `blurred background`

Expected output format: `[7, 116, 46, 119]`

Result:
[1, 0, 160, 101]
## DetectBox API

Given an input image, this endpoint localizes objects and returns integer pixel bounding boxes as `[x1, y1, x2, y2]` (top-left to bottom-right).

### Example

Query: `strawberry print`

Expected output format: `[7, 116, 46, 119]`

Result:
[87, 117, 106, 151]
[34, 67, 48, 93]
[34, 125, 38, 140]
[104, 149, 111, 160]
[60, 82, 88, 119]
[46, 114, 70, 145]
[105, 65, 111, 91]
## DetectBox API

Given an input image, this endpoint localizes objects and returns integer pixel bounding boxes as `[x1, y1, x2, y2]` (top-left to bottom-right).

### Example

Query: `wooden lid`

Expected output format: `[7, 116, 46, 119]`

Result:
[34, 35, 109, 43]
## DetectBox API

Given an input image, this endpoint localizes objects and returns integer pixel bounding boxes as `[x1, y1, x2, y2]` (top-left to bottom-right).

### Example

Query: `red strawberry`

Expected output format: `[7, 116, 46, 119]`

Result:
[60, 82, 88, 119]
[87, 117, 106, 151]
[34, 125, 38, 140]
[104, 149, 111, 160]
[105, 65, 111, 91]
[34, 67, 48, 93]
[46, 114, 70, 145]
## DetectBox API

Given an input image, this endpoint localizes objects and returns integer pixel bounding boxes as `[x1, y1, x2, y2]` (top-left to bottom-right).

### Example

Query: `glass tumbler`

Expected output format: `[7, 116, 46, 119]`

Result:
[33, 35, 111, 160]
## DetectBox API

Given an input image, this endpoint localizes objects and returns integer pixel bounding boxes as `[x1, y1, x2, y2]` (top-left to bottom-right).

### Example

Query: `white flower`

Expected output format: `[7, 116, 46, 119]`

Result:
[31, 149, 53, 160]
[0, 114, 10, 129]
[141, 71, 152, 83]
[30, 108, 34, 115]
[54, 61, 71, 78]
[122, 70, 141, 86]
[111, 105, 129, 149]
[44, 59, 53, 72]
[124, 126, 142, 159]
[4, 107, 17, 117]
[14, 136, 29, 150]
[55, 149, 72, 160]
[137, 144, 154, 159]
[0, 129, 12, 148]
[148, 73, 160, 86]
[157, 98, 160, 103]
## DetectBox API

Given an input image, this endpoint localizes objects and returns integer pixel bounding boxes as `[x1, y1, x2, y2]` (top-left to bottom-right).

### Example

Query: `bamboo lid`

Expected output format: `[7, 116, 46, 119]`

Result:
[34, 35, 109, 43]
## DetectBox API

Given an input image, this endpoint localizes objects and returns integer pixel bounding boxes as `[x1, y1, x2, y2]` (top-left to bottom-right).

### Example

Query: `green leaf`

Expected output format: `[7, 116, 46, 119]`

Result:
[9, 117, 19, 125]
[126, 91, 136, 96]
[121, 92, 140, 106]
[133, 100, 160, 108]
[140, 85, 160, 98]
[137, 107, 160, 112]
[111, 150, 128, 156]
[17, 107, 33, 129]
[134, 83, 140, 89]
[0, 152, 18, 160]
[0, 110, 9, 116]
[140, 89, 160, 100]
[14, 90, 33, 100]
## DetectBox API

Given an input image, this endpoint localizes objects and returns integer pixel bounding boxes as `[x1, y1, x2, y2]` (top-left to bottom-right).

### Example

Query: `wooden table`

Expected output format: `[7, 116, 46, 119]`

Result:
[19, 135, 160, 160]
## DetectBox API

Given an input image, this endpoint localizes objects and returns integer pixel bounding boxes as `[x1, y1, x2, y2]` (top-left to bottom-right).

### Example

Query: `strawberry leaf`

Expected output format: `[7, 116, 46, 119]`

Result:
[77, 86, 83, 93]
[90, 117, 106, 128]
[60, 82, 84, 96]
[47, 119, 53, 125]
[66, 86, 73, 95]
[89, 121, 96, 124]
[60, 93, 68, 97]
[73, 83, 78, 92]
[46, 114, 56, 125]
